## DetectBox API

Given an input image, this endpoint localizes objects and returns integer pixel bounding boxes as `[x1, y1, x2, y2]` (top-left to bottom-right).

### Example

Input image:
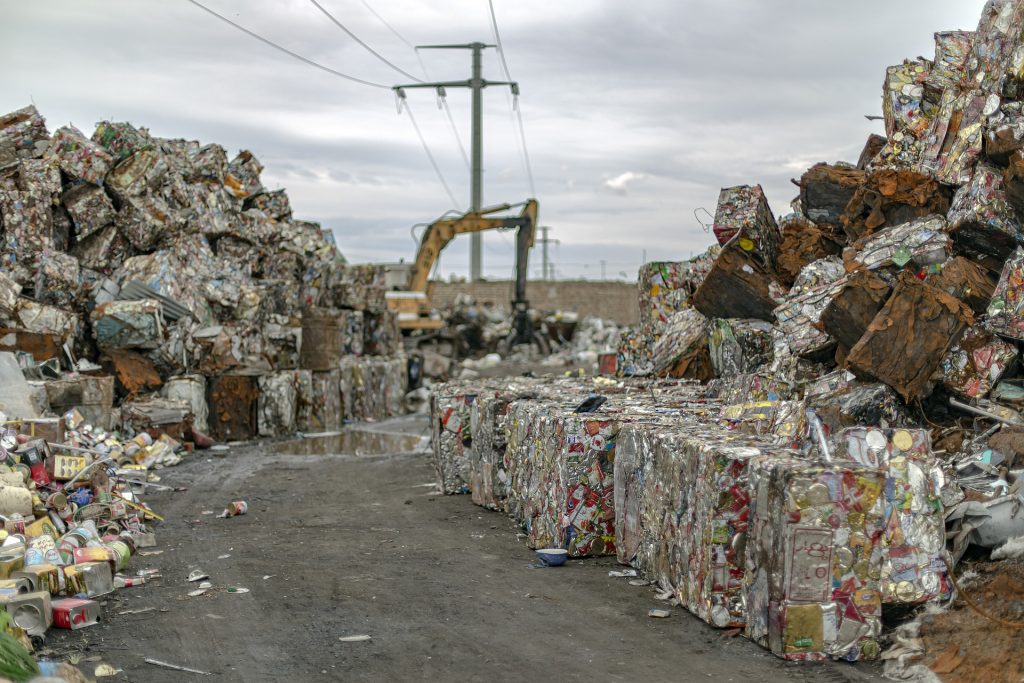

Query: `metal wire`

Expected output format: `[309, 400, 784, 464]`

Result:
[306, 0, 424, 82]
[183, 0, 389, 89]
[399, 97, 460, 209]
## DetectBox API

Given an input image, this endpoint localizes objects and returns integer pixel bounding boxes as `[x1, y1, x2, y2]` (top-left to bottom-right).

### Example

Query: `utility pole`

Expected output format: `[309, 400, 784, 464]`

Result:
[537, 225, 559, 280]
[394, 43, 517, 281]
[600, 260, 607, 280]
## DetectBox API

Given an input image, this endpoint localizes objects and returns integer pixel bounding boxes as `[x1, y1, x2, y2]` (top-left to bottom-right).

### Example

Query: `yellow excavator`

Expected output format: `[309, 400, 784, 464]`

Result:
[385, 199, 548, 353]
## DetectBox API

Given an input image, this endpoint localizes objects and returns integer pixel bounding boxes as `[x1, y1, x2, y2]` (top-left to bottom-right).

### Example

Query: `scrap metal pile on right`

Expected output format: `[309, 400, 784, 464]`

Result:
[431, 0, 1024, 666]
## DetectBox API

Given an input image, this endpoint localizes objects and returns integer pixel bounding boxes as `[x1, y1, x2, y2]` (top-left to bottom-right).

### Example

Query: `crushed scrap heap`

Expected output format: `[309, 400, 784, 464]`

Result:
[0, 108, 407, 438]
[432, 0, 1024, 665]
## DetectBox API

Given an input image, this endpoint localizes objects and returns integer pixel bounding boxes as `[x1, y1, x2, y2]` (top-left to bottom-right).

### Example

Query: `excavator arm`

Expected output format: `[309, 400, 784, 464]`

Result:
[407, 199, 538, 293]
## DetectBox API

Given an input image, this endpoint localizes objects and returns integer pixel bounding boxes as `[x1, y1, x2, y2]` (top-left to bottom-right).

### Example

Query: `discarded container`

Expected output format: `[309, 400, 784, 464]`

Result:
[51, 597, 100, 629]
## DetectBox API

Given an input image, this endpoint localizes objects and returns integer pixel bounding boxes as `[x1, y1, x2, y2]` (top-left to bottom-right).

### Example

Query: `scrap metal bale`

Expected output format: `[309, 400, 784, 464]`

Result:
[206, 373, 259, 442]
[847, 273, 974, 402]
[0, 106, 49, 159]
[648, 308, 712, 380]
[34, 251, 81, 310]
[45, 375, 114, 430]
[62, 183, 115, 242]
[257, 371, 297, 437]
[842, 215, 951, 283]
[798, 164, 865, 230]
[91, 121, 150, 164]
[162, 375, 208, 433]
[947, 161, 1024, 264]
[856, 134, 888, 169]
[692, 247, 784, 322]
[819, 270, 892, 351]
[91, 300, 165, 350]
[744, 459, 885, 661]
[840, 169, 952, 242]
[711, 184, 781, 271]
[831, 427, 950, 605]
[224, 150, 263, 200]
[45, 126, 112, 185]
[708, 318, 773, 378]
[776, 215, 844, 288]
[105, 147, 170, 200]
[942, 323, 1018, 398]
[928, 255, 999, 315]
[246, 189, 292, 222]
[987, 245, 1024, 341]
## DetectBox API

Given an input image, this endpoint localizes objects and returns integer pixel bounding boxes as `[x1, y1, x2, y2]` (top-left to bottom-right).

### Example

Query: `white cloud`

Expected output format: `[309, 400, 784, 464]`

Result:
[603, 171, 646, 195]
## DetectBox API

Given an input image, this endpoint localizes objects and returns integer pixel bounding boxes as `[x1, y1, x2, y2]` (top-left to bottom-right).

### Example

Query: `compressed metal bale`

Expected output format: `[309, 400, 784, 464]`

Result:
[163, 375, 208, 434]
[941, 323, 1018, 398]
[831, 427, 950, 605]
[257, 371, 297, 437]
[847, 274, 973, 402]
[988, 246, 1024, 341]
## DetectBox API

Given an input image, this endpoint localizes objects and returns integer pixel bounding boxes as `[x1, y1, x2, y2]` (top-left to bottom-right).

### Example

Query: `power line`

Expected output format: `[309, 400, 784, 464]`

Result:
[357, 0, 414, 50]
[184, 0, 389, 89]
[399, 96, 460, 209]
[439, 94, 471, 171]
[306, 0, 423, 82]
[486, 0, 537, 196]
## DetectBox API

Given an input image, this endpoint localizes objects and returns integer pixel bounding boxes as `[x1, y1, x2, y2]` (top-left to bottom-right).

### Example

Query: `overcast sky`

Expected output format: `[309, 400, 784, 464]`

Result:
[1, 0, 989, 281]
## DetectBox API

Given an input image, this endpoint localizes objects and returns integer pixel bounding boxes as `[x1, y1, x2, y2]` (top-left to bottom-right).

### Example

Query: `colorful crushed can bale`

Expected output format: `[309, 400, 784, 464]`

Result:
[942, 323, 1019, 398]
[988, 246, 1024, 341]
[832, 427, 949, 605]
[745, 460, 885, 662]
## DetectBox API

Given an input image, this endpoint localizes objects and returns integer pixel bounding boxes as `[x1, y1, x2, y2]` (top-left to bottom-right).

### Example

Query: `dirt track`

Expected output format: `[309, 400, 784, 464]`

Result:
[43, 416, 882, 682]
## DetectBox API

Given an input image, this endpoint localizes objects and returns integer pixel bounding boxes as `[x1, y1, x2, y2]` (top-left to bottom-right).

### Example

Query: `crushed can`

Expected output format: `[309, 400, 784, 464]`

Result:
[52, 597, 100, 629]
[0, 578, 31, 595]
[113, 574, 144, 588]
[221, 501, 248, 518]
[12, 564, 62, 595]
[61, 562, 113, 598]
[0, 552, 24, 579]
[4, 591, 52, 635]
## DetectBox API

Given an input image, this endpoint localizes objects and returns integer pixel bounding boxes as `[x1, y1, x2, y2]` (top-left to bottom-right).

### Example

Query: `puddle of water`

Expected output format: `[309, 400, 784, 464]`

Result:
[277, 430, 426, 456]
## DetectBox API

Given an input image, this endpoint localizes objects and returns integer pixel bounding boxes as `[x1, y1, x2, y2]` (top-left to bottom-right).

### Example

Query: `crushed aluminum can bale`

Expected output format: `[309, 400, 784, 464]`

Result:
[987, 246, 1024, 341]
[711, 185, 782, 272]
[843, 215, 951, 281]
[257, 371, 298, 438]
[0, 105, 49, 159]
[225, 150, 263, 200]
[159, 376, 205, 430]
[708, 318, 773, 378]
[772, 277, 847, 358]
[636, 252, 717, 327]
[246, 189, 291, 221]
[831, 427, 950, 605]
[105, 147, 169, 200]
[947, 161, 1023, 264]
[941, 323, 1018, 398]
[787, 256, 846, 294]
[745, 459, 885, 662]
[44, 125, 112, 185]
[647, 308, 712, 379]
[91, 121, 151, 163]
[91, 299, 165, 350]
[62, 183, 115, 242]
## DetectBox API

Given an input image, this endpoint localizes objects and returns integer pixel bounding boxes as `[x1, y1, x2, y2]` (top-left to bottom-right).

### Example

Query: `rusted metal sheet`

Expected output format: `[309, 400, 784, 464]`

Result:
[0, 328, 63, 363]
[206, 374, 259, 442]
[105, 349, 162, 396]
[299, 308, 342, 371]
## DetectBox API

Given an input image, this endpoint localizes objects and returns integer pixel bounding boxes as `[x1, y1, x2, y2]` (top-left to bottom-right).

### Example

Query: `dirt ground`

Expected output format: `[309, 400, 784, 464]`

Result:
[42, 416, 882, 682]
[918, 561, 1024, 683]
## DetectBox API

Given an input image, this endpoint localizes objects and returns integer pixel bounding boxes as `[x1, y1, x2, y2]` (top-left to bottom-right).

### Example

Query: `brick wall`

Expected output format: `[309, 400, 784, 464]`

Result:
[428, 280, 639, 325]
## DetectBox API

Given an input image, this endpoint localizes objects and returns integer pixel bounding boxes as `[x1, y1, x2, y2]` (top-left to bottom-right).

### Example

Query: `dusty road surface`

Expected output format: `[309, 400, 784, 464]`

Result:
[45, 416, 882, 682]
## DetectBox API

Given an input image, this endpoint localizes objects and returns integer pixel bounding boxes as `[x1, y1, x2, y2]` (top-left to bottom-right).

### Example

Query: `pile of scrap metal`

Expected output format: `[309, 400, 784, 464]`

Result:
[0, 107, 408, 448]
[430, 0, 1024, 665]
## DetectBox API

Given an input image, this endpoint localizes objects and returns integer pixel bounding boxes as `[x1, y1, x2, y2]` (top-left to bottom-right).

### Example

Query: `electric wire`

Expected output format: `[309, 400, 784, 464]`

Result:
[400, 98, 460, 209]
[184, 0, 389, 89]
[486, 0, 537, 196]
[440, 96, 471, 171]
[306, 0, 424, 82]
[357, 0, 414, 49]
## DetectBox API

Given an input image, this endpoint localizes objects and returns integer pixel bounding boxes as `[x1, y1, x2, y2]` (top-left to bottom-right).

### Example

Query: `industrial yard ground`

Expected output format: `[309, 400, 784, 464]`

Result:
[38, 413, 883, 682]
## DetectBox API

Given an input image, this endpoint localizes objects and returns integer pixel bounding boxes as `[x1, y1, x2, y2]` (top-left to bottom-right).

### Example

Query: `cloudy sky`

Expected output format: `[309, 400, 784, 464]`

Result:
[1, 0, 988, 281]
